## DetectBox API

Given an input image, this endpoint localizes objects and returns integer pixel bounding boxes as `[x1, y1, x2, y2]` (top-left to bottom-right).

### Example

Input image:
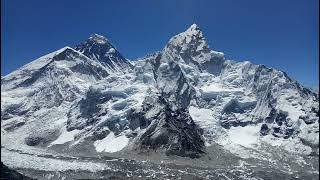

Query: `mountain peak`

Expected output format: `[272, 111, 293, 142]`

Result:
[162, 24, 225, 71]
[165, 23, 206, 49]
[163, 23, 210, 64]
[74, 34, 132, 73]
[187, 23, 200, 32]
[184, 23, 203, 38]
[88, 33, 109, 44]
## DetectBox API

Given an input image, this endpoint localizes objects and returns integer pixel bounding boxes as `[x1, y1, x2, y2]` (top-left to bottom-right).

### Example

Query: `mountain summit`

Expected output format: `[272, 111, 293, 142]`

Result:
[88, 33, 109, 44]
[75, 34, 132, 73]
[164, 24, 209, 57]
[162, 24, 225, 73]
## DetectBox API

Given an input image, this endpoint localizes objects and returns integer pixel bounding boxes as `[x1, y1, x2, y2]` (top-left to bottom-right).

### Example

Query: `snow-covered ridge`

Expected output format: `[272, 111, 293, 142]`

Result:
[2, 46, 72, 78]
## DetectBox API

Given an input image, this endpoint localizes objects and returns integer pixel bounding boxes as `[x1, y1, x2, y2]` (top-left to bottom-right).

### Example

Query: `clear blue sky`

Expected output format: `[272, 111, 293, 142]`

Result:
[1, 0, 319, 88]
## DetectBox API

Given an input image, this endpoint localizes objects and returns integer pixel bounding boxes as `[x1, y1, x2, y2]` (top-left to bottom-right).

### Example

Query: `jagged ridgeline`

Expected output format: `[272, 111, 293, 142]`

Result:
[1, 24, 318, 160]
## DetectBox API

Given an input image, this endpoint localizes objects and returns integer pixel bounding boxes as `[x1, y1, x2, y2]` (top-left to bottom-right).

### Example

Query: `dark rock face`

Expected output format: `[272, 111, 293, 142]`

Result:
[220, 117, 254, 129]
[261, 109, 298, 138]
[274, 111, 288, 126]
[1, 162, 35, 180]
[25, 129, 59, 146]
[135, 97, 205, 158]
[222, 99, 244, 114]
[260, 124, 270, 136]
[153, 59, 197, 110]
[300, 104, 319, 125]
[219, 99, 258, 129]
[77, 88, 109, 119]
[1, 104, 32, 121]
[300, 115, 318, 125]
[127, 110, 150, 131]
[25, 137, 47, 146]
[91, 127, 110, 141]
[265, 108, 277, 124]
[75, 34, 132, 72]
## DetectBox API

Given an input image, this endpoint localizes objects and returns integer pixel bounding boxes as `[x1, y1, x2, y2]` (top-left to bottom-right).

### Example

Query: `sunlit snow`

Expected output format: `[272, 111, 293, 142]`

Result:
[94, 132, 129, 153]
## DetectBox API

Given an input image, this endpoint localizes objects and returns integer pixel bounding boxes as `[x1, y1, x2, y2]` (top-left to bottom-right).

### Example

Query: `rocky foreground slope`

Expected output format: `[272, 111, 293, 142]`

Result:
[1, 24, 319, 179]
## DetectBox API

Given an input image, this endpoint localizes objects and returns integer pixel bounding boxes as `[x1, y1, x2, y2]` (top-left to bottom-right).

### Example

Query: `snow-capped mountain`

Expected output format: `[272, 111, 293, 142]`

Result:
[75, 33, 133, 73]
[1, 47, 109, 120]
[1, 47, 111, 147]
[1, 24, 319, 178]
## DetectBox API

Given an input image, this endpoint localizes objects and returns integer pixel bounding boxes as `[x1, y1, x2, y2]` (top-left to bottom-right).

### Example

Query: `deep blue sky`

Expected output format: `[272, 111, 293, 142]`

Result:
[1, 0, 319, 87]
